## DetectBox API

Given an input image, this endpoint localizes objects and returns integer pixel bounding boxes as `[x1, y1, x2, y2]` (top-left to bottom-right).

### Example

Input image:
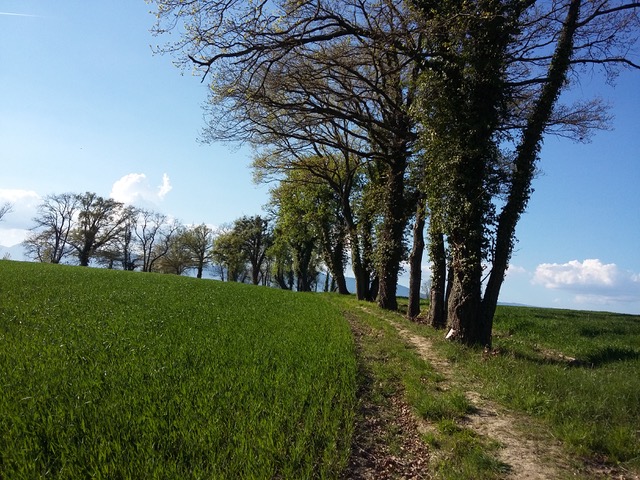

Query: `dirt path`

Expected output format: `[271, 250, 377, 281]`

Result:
[343, 314, 433, 479]
[390, 320, 568, 480]
[385, 315, 639, 480]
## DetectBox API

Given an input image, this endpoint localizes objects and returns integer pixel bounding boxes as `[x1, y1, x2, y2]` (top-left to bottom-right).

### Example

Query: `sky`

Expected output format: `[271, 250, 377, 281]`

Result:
[1, 1, 639, 314]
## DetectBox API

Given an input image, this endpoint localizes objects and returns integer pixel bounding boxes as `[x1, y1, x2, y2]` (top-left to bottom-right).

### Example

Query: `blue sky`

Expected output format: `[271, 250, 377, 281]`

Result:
[1, 1, 639, 314]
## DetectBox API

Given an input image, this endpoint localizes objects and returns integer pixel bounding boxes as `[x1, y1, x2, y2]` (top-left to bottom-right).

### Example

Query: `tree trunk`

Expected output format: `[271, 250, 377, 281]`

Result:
[446, 198, 486, 344]
[427, 226, 447, 329]
[369, 276, 379, 301]
[250, 258, 261, 285]
[446, 260, 483, 345]
[343, 199, 370, 300]
[295, 241, 314, 292]
[78, 240, 93, 267]
[321, 221, 349, 295]
[333, 268, 349, 295]
[481, 0, 582, 347]
[196, 262, 204, 279]
[377, 157, 407, 311]
[349, 237, 371, 300]
[407, 197, 426, 319]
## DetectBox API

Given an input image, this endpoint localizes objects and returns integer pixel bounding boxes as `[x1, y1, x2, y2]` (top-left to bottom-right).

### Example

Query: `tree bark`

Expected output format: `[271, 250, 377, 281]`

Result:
[295, 240, 315, 292]
[331, 245, 350, 295]
[377, 156, 408, 311]
[342, 197, 371, 300]
[320, 218, 350, 295]
[427, 225, 447, 329]
[446, 224, 484, 345]
[407, 197, 426, 319]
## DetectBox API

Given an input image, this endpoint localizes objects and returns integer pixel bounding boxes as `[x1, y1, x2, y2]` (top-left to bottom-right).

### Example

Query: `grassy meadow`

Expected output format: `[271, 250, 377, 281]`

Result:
[481, 306, 640, 465]
[0, 261, 356, 479]
[332, 295, 640, 478]
[2, 260, 639, 479]
[395, 301, 640, 475]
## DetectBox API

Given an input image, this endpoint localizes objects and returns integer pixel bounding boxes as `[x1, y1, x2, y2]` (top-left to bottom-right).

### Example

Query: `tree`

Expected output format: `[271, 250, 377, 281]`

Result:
[156, 226, 193, 275]
[133, 209, 181, 273]
[268, 234, 296, 290]
[151, 0, 639, 342]
[211, 227, 249, 283]
[68, 193, 128, 267]
[412, 0, 639, 345]
[425, 224, 447, 329]
[0, 202, 12, 223]
[407, 194, 427, 319]
[23, 193, 79, 264]
[119, 206, 139, 271]
[234, 216, 272, 286]
[268, 172, 339, 292]
[181, 223, 214, 278]
[93, 206, 139, 270]
[255, 148, 370, 299]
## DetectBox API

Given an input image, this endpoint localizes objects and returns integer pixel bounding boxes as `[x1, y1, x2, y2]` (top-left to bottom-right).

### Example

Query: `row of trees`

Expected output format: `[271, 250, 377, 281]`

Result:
[22, 192, 336, 291]
[150, 0, 639, 346]
[23, 192, 214, 275]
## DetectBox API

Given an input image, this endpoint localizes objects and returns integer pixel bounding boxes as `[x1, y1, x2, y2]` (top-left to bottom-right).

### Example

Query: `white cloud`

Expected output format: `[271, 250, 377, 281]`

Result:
[0, 188, 40, 206]
[533, 259, 617, 289]
[0, 189, 41, 246]
[110, 173, 172, 207]
[506, 264, 527, 276]
[158, 173, 172, 199]
[0, 12, 40, 17]
[532, 259, 640, 303]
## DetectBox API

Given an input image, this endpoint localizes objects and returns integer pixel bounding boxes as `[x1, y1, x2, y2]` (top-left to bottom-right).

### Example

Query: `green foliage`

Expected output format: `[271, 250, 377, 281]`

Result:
[232, 215, 273, 285]
[211, 228, 247, 282]
[268, 169, 339, 291]
[0, 261, 356, 479]
[179, 223, 214, 277]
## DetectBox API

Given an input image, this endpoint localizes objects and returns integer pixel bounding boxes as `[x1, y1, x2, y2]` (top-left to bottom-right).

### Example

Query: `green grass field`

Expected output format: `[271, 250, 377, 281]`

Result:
[487, 306, 640, 464]
[0, 261, 356, 479]
[2, 261, 639, 478]
[406, 303, 640, 473]
[344, 297, 640, 477]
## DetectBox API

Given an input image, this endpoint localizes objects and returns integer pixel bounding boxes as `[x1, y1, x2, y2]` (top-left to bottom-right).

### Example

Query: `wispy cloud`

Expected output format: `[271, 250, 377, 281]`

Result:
[0, 12, 40, 17]
[157, 173, 172, 199]
[506, 264, 527, 276]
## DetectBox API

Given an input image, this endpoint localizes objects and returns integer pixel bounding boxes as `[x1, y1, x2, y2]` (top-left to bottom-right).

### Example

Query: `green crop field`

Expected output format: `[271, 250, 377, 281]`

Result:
[0, 261, 356, 479]
[2, 260, 639, 479]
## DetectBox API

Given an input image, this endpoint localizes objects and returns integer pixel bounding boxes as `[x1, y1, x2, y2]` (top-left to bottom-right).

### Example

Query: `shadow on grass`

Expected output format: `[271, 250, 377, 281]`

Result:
[583, 346, 640, 367]
[497, 345, 639, 368]
[578, 325, 630, 338]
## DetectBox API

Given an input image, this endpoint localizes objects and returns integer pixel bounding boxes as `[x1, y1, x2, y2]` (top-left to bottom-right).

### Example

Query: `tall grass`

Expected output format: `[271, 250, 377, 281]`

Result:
[0, 261, 356, 479]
